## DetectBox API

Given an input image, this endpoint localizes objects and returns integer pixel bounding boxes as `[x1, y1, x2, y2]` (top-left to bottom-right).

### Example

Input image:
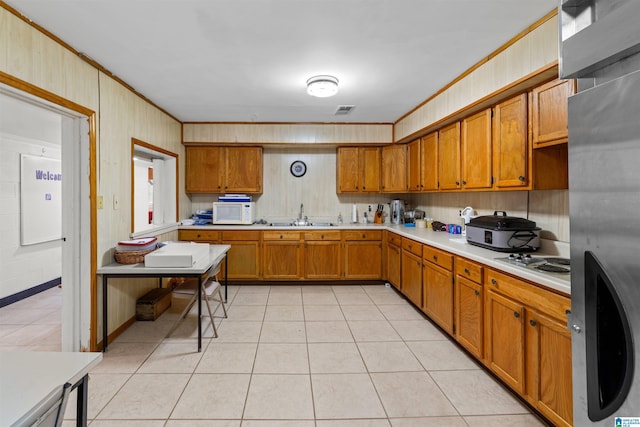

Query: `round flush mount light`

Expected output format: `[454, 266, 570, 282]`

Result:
[306, 75, 339, 98]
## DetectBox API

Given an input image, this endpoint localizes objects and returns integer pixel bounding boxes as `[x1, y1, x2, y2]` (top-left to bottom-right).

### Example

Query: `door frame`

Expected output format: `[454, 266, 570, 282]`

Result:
[1, 71, 97, 351]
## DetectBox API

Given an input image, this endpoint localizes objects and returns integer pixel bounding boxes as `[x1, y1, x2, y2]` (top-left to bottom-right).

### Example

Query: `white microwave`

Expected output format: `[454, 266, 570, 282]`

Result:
[212, 202, 255, 225]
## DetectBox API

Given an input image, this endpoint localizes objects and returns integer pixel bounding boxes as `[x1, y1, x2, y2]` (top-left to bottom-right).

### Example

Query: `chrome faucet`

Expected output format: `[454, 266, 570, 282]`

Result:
[295, 203, 309, 225]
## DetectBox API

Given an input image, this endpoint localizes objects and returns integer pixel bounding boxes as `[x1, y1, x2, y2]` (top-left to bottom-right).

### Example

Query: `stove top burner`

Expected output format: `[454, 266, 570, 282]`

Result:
[543, 257, 570, 266]
[535, 264, 570, 273]
[494, 254, 571, 280]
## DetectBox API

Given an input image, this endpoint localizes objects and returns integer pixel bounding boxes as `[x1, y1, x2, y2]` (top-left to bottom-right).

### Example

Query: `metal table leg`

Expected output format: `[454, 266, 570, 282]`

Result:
[102, 275, 108, 352]
[75, 374, 89, 426]
[197, 275, 202, 352]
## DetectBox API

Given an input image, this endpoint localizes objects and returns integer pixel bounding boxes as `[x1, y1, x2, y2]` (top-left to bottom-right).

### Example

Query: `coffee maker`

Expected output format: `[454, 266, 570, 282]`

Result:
[390, 199, 405, 224]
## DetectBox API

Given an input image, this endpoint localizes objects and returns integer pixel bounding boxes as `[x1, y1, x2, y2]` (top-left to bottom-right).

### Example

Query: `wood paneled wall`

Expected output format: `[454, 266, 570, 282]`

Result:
[1, 5, 184, 346]
[183, 122, 393, 144]
[394, 14, 558, 142]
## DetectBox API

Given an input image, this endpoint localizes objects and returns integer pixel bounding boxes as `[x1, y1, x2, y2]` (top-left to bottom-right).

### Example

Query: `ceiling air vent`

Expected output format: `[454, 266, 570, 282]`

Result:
[334, 105, 355, 115]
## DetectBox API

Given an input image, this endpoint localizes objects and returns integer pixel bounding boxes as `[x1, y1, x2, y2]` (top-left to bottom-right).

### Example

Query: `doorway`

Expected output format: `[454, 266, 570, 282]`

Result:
[0, 82, 95, 352]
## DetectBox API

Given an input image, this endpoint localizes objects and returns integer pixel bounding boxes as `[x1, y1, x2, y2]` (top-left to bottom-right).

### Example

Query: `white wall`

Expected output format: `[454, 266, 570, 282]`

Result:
[0, 93, 63, 298]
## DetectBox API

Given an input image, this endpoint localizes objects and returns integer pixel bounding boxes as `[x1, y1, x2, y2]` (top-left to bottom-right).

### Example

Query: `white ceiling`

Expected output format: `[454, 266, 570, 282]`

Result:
[6, 0, 557, 123]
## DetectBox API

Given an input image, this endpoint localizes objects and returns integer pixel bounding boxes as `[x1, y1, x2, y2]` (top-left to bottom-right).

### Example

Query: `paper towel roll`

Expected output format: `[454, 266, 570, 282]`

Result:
[352, 204, 357, 223]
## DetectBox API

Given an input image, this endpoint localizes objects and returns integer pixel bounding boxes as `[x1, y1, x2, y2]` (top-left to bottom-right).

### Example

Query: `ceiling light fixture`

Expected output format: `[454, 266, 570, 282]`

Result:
[306, 75, 339, 98]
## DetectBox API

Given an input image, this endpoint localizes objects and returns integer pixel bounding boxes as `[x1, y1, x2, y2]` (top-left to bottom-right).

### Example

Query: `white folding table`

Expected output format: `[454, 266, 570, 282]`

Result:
[0, 351, 102, 427]
[97, 244, 230, 352]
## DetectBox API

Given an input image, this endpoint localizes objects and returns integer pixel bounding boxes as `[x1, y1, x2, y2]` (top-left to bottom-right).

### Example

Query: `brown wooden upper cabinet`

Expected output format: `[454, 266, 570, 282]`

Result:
[531, 79, 575, 147]
[381, 144, 407, 192]
[407, 139, 422, 192]
[185, 146, 263, 194]
[407, 133, 438, 192]
[438, 122, 461, 190]
[461, 108, 492, 190]
[336, 147, 380, 193]
[493, 93, 529, 189]
[421, 132, 439, 191]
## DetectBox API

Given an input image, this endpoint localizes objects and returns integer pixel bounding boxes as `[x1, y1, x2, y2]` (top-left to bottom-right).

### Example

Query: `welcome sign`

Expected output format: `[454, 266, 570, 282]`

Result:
[20, 154, 62, 245]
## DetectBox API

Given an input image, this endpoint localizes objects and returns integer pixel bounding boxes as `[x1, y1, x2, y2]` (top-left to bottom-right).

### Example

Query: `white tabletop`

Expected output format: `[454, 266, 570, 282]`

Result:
[0, 351, 102, 426]
[97, 244, 231, 275]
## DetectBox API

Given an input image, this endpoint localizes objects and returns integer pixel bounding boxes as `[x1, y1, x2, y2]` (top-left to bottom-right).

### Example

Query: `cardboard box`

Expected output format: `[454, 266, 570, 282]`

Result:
[136, 288, 172, 321]
[144, 242, 209, 267]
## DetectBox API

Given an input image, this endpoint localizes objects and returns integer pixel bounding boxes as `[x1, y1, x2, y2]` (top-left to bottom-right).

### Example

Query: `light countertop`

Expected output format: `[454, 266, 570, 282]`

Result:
[181, 223, 571, 296]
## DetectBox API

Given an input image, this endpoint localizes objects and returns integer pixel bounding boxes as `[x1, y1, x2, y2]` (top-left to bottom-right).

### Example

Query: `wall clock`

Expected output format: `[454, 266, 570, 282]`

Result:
[290, 160, 307, 177]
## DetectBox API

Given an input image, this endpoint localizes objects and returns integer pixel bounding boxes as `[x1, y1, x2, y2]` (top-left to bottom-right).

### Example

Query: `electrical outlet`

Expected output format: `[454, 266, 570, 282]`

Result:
[97, 196, 104, 210]
[113, 195, 119, 210]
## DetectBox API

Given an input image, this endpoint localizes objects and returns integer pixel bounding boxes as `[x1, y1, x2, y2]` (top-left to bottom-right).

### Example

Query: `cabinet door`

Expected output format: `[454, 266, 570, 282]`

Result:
[402, 250, 423, 308]
[305, 240, 341, 280]
[225, 241, 261, 279]
[421, 132, 439, 191]
[185, 147, 223, 193]
[455, 276, 483, 359]
[461, 109, 492, 190]
[526, 310, 573, 427]
[386, 242, 401, 289]
[225, 147, 263, 193]
[532, 79, 574, 147]
[493, 93, 529, 189]
[438, 122, 461, 190]
[344, 241, 382, 279]
[407, 139, 422, 192]
[337, 147, 360, 193]
[360, 147, 381, 192]
[381, 144, 407, 192]
[423, 262, 454, 335]
[263, 241, 302, 279]
[221, 231, 261, 280]
[485, 289, 525, 394]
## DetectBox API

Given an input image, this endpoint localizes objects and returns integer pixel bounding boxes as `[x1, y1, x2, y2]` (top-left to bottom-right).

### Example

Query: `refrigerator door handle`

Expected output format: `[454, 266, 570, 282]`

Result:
[584, 251, 634, 421]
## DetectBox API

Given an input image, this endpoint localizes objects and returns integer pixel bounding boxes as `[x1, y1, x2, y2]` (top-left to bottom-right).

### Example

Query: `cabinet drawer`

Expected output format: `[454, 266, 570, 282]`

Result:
[263, 231, 301, 241]
[303, 231, 341, 241]
[486, 268, 571, 321]
[343, 230, 382, 241]
[455, 257, 483, 283]
[221, 230, 261, 241]
[387, 232, 402, 247]
[423, 245, 453, 271]
[179, 230, 219, 242]
[402, 238, 422, 257]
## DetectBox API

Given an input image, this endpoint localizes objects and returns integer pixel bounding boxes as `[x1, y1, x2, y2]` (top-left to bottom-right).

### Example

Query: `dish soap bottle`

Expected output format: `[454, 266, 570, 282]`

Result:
[337, 212, 343, 225]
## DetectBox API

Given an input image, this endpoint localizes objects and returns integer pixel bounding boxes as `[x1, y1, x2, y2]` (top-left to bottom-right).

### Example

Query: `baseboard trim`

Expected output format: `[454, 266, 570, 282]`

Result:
[0, 277, 62, 308]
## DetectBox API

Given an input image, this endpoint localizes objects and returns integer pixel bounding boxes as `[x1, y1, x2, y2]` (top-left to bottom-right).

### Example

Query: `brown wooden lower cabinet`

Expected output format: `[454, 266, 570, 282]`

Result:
[485, 267, 572, 427]
[485, 288, 526, 394]
[423, 246, 454, 335]
[304, 231, 342, 280]
[386, 237, 401, 288]
[220, 231, 261, 280]
[401, 246, 423, 308]
[525, 310, 573, 427]
[343, 231, 382, 279]
[262, 231, 302, 280]
[455, 275, 484, 359]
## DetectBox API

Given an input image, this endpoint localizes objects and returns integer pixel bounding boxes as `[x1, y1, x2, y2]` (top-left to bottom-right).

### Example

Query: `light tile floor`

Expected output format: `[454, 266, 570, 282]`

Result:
[0, 284, 550, 426]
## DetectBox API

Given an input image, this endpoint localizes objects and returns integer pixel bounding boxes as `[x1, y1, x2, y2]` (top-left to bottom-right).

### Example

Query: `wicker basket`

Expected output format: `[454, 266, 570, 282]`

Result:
[114, 248, 155, 264]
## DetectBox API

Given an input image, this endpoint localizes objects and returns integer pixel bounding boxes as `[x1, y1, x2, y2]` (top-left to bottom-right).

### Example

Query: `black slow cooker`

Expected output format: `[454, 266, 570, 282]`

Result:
[465, 211, 540, 252]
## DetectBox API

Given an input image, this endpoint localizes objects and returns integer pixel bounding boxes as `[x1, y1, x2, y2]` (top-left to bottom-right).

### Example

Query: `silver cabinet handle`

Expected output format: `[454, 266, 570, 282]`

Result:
[571, 324, 582, 334]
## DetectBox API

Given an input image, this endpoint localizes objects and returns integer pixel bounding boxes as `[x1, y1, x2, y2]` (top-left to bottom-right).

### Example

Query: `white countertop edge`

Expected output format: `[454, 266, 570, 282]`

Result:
[181, 224, 571, 295]
[98, 244, 231, 275]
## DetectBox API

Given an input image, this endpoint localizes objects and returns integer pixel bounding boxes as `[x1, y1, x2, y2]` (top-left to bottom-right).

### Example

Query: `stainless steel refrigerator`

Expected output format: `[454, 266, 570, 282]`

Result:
[562, 0, 640, 425]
